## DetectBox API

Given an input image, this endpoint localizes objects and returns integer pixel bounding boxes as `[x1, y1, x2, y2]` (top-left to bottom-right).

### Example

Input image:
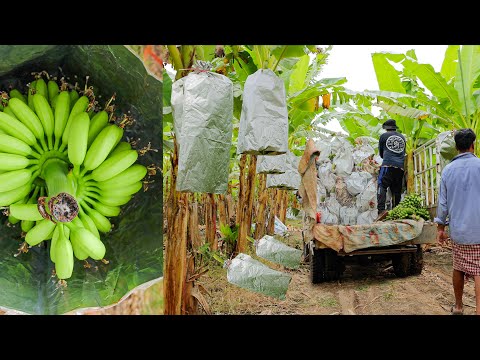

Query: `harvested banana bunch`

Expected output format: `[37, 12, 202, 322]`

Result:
[0, 75, 147, 280]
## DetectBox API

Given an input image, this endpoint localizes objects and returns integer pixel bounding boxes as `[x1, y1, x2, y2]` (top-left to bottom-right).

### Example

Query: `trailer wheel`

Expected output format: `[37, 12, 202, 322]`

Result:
[409, 245, 423, 275]
[310, 247, 325, 284]
[392, 253, 411, 277]
[324, 249, 343, 281]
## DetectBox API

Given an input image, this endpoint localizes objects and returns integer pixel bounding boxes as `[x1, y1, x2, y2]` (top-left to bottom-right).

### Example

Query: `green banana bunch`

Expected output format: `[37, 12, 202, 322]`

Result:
[0, 75, 148, 281]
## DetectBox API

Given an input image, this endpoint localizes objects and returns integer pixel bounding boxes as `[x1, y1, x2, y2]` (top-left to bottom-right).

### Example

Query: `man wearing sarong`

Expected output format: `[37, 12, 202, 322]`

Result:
[435, 128, 480, 315]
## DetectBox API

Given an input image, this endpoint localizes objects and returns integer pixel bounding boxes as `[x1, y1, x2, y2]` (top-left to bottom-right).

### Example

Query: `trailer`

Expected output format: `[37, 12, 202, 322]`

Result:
[299, 136, 443, 284]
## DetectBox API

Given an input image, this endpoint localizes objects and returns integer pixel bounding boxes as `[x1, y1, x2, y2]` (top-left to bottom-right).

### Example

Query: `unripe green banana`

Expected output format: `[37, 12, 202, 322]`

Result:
[95, 164, 147, 189]
[21, 219, 35, 233]
[0, 133, 33, 157]
[7, 196, 28, 225]
[3, 105, 17, 119]
[81, 202, 112, 233]
[8, 98, 47, 149]
[78, 209, 100, 239]
[50, 225, 60, 263]
[91, 181, 143, 198]
[86, 193, 132, 207]
[107, 141, 132, 158]
[65, 219, 89, 260]
[0, 154, 34, 171]
[67, 112, 90, 171]
[61, 95, 89, 149]
[87, 111, 109, 147]
[69, 89, 79, 109]
[53, 91, 71, 150]
[35, 79, 48, 100]
[54, 225, 74, 279]
[51, 95, 58, 109]
[0, 112, 37, 146]
[0, 169, 32, 192]
[83, 125, 123, 171]
[33, 93, 54, 149]
[70, 227, 106, 260]
[25, 219, 56, 246]
[27, 80, 36, 111]
[9, 89, 27, 104]
[9, 203, 43, 221]
[84, 198, 120, 217]
[0, 183, 31, 206]
[90, 149, 138, 182]
[47, 80, 59, 102]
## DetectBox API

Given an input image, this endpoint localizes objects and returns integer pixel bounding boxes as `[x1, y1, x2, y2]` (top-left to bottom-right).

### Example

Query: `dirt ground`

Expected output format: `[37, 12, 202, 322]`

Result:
[198, 220, 478, 315]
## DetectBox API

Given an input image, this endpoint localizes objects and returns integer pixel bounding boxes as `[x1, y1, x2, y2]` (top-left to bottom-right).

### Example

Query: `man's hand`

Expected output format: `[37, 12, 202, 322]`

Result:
[437, 229, 448, 245]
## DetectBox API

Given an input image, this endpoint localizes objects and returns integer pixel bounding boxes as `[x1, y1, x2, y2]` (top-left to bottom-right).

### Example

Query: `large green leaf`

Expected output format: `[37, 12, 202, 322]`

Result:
[377, 102, 430, 119]
[441, 45, 460, 83]
[163, 69, 172, 107]
[403, 60, 463, 118]
[271, 45, 307, 60]
[455, 45, 480, 116]
[288, 54, 310, 94]
[372, 52, 406, 93]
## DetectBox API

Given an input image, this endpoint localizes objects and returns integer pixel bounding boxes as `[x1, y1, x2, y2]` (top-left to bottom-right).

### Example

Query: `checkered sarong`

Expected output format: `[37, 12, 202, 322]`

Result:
[452, 242, 480, 278]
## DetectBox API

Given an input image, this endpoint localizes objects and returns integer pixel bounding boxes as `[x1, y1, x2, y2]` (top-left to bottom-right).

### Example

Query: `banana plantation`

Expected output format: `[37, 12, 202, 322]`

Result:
[162, 45, 480, 315]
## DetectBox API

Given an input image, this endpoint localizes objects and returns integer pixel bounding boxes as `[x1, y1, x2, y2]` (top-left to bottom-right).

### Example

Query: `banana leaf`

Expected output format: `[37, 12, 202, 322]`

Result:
[0, 45, 163, 315]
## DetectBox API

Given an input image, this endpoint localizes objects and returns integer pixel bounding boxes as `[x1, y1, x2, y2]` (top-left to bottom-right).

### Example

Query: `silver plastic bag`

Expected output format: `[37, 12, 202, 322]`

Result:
[266, 152, 301, 190]
[339, 206, 358, 225]
[325, 193, 341, 217]
[332, 139, 354, 177]
[315, 139, 332, 163]
[319, 204, 339, 225]
[226, 253, 292, 300]
[357, 208, 378, 225]
[255, 235, 302, 269]
[352, 144, 375, 164]
[175, 71, 233, 193]
[345, 171, 373, 196]
[317, 161, 336, 192]
[256, 154, 286, 174]
[356, 178, 377, 212]
[237, 69, 289, 155]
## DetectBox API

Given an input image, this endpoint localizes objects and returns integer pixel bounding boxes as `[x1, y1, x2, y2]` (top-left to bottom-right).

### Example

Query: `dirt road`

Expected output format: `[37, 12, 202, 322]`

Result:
[200, 230, 477, 315]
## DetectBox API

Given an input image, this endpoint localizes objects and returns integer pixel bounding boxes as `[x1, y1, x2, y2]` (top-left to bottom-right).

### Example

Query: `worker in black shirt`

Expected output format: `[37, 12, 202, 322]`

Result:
[377, 119, 406, 215]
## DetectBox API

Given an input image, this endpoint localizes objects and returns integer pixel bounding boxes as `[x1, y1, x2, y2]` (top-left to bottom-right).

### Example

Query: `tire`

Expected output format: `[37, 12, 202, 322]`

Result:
[409, 245, 423, 275]
[324, 249, 343, 281]
[392, 252, 411, 277]
[310, 247, 325, 284]
[310, 248, 344, 283]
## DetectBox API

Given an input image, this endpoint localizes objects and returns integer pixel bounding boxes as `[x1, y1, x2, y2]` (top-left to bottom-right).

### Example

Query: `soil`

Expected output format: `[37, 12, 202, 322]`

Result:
[198, 221, 478, 315]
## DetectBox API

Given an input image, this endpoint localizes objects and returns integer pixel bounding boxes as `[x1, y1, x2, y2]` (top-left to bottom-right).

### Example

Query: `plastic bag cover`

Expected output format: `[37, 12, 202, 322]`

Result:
[0, 45, 163, 314]
[256, 154, 286, 174]
[175, 71, 233, 194]
[266, 153, 301, 190]
[237, 69, 288, 155]
[255, 235, 302, 269]
[345, 171, 372, 196]
[226, 253, 292, 300]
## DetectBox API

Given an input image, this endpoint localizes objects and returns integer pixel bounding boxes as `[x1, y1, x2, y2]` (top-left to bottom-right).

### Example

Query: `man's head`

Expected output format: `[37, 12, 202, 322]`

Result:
[454, 128, 476, 153]
[382, 119, 397, 131]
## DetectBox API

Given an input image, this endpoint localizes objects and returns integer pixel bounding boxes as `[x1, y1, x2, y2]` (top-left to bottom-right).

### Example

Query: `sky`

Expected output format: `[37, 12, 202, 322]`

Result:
[319, 45, 448, 133]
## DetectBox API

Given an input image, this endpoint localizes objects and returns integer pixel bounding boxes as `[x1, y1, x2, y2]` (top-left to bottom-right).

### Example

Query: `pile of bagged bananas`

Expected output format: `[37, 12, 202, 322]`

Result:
[0, 75, 147, 280]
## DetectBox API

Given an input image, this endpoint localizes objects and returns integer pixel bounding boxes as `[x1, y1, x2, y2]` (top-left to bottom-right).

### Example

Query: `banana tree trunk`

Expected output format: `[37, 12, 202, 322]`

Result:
[254, 174, 268, 239]
[226, 194, 234, 225]
[188, 202, 202, 249]
[279, 190, 288, 224]
[205, 193, 217, 250]
[267, 188, 277, 235]
[236, 154, 247, 225]
[236, 154, 257, 254]
[217, 194, 228, 228]
[164, 189, 189, 314]
[406, 149, 414, 194]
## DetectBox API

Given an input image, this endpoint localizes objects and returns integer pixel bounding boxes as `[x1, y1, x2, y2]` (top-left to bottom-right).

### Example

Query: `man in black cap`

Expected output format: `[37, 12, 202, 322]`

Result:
[377, 119, 406, 215]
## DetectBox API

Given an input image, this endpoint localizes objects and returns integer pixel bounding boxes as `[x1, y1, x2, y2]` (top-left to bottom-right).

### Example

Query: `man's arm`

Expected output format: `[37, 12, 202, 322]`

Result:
[378, 134, 385, 158]
[434, 174, 448, 243]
